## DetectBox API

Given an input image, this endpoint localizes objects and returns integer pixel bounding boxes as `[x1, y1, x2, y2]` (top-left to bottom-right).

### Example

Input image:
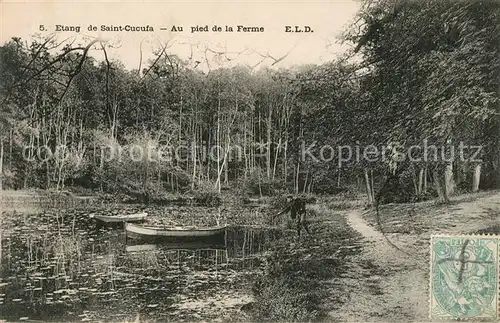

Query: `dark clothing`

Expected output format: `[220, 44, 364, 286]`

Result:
[276, 197, 309, 236]
[289, 198, 305, 219]
[297, 211, 310, 237]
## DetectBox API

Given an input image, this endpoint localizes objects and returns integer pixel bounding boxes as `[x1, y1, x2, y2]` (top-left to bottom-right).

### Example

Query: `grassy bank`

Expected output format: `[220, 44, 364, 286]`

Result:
[362, 190, 500, 235]
[248, 204, 362, 322]
[0, 189, 101, 214]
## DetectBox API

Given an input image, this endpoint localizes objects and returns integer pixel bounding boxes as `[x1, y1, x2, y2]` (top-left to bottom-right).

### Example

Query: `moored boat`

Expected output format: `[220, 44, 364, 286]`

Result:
[92, 212, 148, 223]
[125, 222, 227, 240]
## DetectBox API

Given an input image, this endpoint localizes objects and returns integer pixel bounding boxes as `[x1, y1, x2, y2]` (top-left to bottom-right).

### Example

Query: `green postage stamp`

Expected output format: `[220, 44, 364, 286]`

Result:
[430, 235, 499, 320]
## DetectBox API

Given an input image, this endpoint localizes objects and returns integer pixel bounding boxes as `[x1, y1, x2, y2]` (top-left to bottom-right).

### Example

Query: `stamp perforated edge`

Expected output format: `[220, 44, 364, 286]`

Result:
[429, 233, 500, 321]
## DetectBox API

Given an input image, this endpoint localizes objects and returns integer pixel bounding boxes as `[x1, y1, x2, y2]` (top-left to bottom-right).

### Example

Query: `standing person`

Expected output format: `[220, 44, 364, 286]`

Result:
[294, 195, 310, 236]
[274, 195, 310, 236]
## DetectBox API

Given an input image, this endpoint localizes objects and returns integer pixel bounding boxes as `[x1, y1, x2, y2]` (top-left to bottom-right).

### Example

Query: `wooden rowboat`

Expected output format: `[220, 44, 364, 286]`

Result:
[125, 222, 227, 239]
[92, 212, 148, 223]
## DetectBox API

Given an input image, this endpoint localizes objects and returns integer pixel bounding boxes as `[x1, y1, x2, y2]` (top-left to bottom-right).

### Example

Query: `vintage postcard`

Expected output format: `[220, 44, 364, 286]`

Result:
[1, 0, 499, 322]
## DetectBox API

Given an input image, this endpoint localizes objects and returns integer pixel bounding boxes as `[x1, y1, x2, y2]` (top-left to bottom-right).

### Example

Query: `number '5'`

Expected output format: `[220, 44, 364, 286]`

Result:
[39, 25, 45, 31]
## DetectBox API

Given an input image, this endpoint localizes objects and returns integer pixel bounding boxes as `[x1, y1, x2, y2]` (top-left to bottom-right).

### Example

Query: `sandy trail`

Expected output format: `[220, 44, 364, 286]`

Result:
[346, 210, 382, 239]
[330, 210, 428, 322]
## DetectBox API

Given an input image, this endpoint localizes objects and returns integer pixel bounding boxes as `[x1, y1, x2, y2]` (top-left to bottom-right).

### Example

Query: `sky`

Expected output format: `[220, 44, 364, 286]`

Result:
[1, 0, 361, 71]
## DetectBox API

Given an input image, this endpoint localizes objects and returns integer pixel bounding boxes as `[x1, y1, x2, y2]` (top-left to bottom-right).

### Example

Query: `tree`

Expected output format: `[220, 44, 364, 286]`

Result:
[346, 0, 500, 202]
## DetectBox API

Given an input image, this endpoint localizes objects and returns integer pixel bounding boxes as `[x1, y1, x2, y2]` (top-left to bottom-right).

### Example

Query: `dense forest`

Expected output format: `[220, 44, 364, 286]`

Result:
[1, 0, 499, 205]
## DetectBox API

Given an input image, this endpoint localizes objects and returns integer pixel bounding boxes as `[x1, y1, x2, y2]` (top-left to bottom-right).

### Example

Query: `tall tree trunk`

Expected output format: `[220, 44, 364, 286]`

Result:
[418, 167, 424, 195]
[370, 169, 375, 201]
[283, 102, 291, 185]
[216, 97, 221, 193]
[423, 167, 428, 192]
[191, 119, 197, 190]
[9, 129, 13, 169]
[493, 115, 500, 188]
[302, 170, 308, 194]
[266, 107, 272, 180]
[244, 120, 248, 179]
[192, 139, 197, 190]
[46, 163, 50, 189]
[99, 143, 104, 192]
[283, 139, 288, 184]
[412, 167, 418, 195]
[224, 119, 229, 185]
[24, 132, 34, 189]
[364, 168, 373, 206]
[295, 118, 304, 194]
[272, 137, 281, 181]
[472, 164, 481, 192]
[433, 168, 449, 203]
[111, 99, 118, 140]
[251, 114, 255, 173]
[0, 141, 4, 191]
[207, 129, 211, 181]
[444, 162, 455, 197]
[144, 160, 149, 201]
[295, 162, 300, 194]
[224, 155, 229, 185]
[215, 112, 236, 191]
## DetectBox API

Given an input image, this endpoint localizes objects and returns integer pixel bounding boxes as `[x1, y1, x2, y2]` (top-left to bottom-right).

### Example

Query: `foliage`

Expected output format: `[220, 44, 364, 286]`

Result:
[252, 277, 321, 322]
[252, 204, 362, 321]
[0, 0, 499, 205]
[192, 181, 222, 206]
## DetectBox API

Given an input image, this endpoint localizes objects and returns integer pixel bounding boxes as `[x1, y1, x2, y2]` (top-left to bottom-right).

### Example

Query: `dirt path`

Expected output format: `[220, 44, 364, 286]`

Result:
[330, 210, 429, 322]
[346, 210, 382, 239]
[329, 192, 500, 322]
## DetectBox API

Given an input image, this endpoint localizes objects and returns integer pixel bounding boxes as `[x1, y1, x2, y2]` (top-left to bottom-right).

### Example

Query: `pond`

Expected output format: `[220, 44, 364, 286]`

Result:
[0, 206, 286, 322]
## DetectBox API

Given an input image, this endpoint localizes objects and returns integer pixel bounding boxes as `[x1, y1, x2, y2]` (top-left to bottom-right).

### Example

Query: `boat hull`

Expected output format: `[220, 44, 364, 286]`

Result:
[93, 212, 148, 223]
[125, 223, 227, 241]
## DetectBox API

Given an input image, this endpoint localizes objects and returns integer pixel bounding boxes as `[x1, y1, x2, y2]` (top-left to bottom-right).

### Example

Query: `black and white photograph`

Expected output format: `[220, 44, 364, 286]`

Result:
[1, 0, 499, 322]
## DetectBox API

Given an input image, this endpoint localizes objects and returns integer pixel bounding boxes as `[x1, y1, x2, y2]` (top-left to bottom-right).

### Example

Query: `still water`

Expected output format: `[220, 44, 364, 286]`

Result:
[0, 208, 284, 322]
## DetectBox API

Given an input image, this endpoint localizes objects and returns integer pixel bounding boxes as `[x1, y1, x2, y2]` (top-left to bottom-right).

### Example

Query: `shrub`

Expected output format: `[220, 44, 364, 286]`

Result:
[192, 181, 221, 206]
[251, 244, 326, 322]
[252, 277, 320, 322]
[238, 168, 287, 197]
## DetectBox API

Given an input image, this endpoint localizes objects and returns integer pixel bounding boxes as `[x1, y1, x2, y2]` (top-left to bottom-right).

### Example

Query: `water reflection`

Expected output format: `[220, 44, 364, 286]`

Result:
[0, 209, 284, 321]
